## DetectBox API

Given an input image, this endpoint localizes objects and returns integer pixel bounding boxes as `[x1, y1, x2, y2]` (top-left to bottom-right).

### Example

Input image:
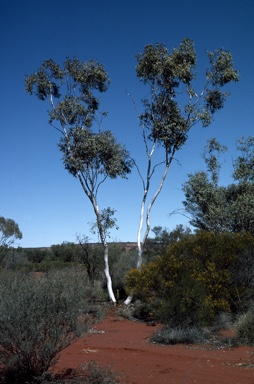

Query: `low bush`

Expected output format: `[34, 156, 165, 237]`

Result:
[126, 254, 209, 327]
[131, 299, 156, 322]
[19, 362, 123, 384]
[235, 309, 254, 345]
[151, 326, 207, 345]
[126, 231, 254, 326]
[209, 312, 234, 332]
[117, 305, 135, 320]
[80, 361, 123, 384]
[0, 269, 100, 383]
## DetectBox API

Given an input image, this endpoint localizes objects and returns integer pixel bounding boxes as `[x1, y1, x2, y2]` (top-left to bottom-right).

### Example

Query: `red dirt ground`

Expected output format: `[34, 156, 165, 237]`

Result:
[52, 313, 254, 384]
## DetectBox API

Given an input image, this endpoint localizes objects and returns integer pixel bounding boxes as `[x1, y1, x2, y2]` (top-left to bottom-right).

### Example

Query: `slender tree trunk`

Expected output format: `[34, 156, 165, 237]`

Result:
[91, 197, 116, 303]
[136, 143, 155, 269]
[78, 175, 116, 303]
[137, 199, 145, 269]
[142, 159, 172, 245]
[102, 240, 116, 302]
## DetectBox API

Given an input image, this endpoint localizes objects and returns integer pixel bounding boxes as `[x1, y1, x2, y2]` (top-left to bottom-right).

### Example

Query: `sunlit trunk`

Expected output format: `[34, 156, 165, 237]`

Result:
[78, 175, 116, 303]
[92, 197, 116, 303]
[102, 241, 116, 303]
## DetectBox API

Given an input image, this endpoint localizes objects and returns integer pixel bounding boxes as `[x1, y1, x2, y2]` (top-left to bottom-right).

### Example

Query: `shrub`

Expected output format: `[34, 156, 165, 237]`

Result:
[18, 362, 123, 384]
[132, 299, 156, 322]
[151, 326, 207, 345]
[235, 309, 254, 345]
[125, 231, 254, 326]
[117, 304, 135, 320]
[81, 361, 123, 384]
[0, 269, 97, 383]
[209, 312, 233, 332]
[26, 248, 53, 264]
[126, 254, 209, 326]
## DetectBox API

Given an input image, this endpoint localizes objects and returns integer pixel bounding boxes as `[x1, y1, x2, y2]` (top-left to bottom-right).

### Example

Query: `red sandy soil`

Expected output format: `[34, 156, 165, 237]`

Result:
[52, 313, 254, 384]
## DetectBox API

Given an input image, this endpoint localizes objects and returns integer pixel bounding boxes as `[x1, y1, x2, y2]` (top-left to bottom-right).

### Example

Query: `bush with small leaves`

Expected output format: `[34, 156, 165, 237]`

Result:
[0, 269, 99, 383]
[126, 231, 254, 326]
[126, 253, 208, 326]
[19, 362, 123, 384]
[81, 361, 123, 384]
[235, 309, 254, 345]
[151, 326, 208, 345]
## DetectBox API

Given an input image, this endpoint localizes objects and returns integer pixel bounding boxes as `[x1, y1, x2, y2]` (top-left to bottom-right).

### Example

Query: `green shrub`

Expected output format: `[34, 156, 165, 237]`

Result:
[151, 326, 207, 345]
[117, 304, 135, 320]
[5, 362, 123, 384]
[209, 312, 233, 332]
[26, 248, 53, 264]
[80, 361, 123, 384]
[17, 362, 123, 384]
[235, 309, 254, 345]
[132, 299, 156, 321]
[126, 231, 254, 326]
[0, 269, 98, 383]
[126, 253, 209, 326]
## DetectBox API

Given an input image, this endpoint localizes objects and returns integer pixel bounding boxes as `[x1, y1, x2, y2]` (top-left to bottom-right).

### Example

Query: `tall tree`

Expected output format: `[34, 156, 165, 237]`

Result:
[182, 171, 230, 232]
[129, 39, 239, 286]
[0, 216, 22, 251]
[183, 137, 254, 234]
[182, 138, 229, 232]
[26, 57, 132, 302]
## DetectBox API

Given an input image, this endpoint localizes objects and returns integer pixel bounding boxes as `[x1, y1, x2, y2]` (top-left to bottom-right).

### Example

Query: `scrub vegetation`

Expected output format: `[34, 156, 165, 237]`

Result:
[2, 38, 254, 383]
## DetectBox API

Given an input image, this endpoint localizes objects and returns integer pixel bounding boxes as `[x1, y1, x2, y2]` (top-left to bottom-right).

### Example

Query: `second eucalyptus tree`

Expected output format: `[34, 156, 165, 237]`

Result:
[183, 137, 254, 234]
[26, 57, 132, 302]
[130, 38, 239, 284]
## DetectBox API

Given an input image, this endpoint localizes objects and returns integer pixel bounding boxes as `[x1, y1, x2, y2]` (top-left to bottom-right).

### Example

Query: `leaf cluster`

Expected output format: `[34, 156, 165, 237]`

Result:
[233, 136, 254, 183]
[26, 57, 109, 129]
[58, 127, 132, 181]
[136, 39, 239, 153]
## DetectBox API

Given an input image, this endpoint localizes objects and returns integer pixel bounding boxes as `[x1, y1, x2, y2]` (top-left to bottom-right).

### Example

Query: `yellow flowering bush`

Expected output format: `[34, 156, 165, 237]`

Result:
[125, 231, 254, 326]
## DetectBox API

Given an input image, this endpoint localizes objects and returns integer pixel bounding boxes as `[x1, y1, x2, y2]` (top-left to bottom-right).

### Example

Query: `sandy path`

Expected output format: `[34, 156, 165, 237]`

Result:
[53, 316, 254, 384]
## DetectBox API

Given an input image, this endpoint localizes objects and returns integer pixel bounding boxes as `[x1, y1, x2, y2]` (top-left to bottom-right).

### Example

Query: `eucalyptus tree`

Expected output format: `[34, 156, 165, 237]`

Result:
[0, 216, 22, 251]
[181, 138, 230, 233]
[131, 38, 239, 277]
[183, 137, 254, 235]
[182, 171, 230, 232]
[26, 57, 132, 302]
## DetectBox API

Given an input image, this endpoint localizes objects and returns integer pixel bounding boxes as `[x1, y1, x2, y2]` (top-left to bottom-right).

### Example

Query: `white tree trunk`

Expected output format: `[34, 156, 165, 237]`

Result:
[124, 195, 145, 305]
[103, 242, 116, 303]
[91, 196, 116, 303]
[77, 177, 116, 303]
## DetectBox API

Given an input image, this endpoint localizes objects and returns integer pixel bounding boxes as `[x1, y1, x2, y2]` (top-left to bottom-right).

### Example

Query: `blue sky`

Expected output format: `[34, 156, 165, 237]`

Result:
[1, 0, 254, 247]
